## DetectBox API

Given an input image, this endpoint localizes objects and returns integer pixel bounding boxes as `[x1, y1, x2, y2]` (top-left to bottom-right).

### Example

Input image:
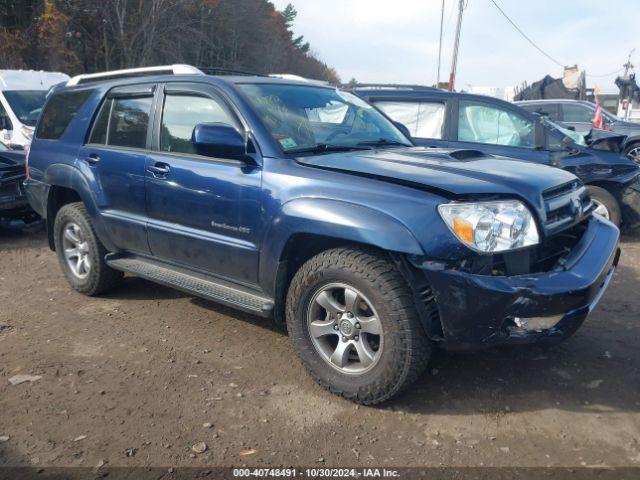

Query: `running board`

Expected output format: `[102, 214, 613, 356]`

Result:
[105, 255, 274, 317]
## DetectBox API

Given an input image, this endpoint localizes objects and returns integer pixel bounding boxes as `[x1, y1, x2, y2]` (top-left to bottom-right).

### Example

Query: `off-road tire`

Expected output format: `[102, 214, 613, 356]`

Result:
[586, 185, 621, 227]
[286, 247, 432, 404]
[53, 202, 123, 296]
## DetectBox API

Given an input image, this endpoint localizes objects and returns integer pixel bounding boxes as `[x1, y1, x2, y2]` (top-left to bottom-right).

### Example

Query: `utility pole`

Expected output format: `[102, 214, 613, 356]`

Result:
[623, 48, 635, 76]
[436, 0, 445, 87]
[448, 0, 465, 92]
[622, 49, 635, 120]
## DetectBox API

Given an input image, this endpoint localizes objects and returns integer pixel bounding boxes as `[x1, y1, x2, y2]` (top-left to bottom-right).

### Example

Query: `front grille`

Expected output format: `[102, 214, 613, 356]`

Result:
[542, 179, 591, 233]
[0, 181, 21, 198]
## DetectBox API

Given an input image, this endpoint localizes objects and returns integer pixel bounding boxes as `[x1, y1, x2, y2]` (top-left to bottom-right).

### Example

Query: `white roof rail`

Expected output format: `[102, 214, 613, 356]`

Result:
[66, 64, 204, 86]
[269, 73, 329, 85]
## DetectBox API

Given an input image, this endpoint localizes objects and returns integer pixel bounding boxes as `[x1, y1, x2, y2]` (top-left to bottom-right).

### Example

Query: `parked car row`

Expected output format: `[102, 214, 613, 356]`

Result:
[515, 99, 640, 161]
[0, 70, 70, 225]
[23, 65, 621, 404]
[353, 85, 640, 229]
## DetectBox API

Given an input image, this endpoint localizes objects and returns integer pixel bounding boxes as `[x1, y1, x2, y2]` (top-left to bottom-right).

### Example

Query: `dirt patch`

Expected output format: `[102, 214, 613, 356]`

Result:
[0, 227, 639, 468]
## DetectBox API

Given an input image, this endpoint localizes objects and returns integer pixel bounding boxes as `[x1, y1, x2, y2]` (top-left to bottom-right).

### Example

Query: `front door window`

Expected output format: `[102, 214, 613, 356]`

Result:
[458, 101, 535, 148]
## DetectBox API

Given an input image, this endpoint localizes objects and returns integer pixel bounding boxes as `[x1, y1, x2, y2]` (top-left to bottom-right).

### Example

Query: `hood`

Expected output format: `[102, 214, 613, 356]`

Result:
[297, 147, 589, 236]
[297, 147, 576, 203]
[585, 129, 627, 153]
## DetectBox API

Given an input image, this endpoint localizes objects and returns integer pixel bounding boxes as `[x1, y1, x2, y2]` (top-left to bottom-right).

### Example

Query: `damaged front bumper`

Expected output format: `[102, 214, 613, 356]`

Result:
[418, 215, 620, 350]
[621, 176, 640, 229]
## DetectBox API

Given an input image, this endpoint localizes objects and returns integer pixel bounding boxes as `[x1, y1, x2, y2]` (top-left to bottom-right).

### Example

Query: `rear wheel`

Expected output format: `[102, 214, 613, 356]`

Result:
[286, 247, 431, 404]
[586, 185, 621, 227]
[53, 202, 123, 295]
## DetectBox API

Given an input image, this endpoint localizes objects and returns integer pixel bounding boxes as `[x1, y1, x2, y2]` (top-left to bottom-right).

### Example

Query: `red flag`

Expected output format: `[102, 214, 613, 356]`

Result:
[592, 83, 606, 130]
[592, 102, 605, 130]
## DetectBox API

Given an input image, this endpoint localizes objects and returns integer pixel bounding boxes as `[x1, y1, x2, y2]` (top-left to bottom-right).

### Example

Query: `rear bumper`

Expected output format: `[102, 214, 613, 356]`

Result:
[420, 215, 620, 350]
[0, 177, 33, 219]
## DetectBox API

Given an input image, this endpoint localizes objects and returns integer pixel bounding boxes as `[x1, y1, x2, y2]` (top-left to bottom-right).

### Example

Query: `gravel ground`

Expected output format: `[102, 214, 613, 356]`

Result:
[0, 225, 639, 470]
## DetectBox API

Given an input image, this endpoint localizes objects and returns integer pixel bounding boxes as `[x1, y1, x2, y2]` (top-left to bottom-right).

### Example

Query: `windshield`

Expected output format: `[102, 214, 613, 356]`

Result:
[238, 84, 412, 153]
[3, 90, 48, 127]
[544, 118, 587, 147]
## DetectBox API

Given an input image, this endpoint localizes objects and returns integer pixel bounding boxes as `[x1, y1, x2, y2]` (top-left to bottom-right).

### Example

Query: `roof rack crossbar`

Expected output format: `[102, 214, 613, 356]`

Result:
[197, 66, 267, 77]
[66, 64, 204, 86]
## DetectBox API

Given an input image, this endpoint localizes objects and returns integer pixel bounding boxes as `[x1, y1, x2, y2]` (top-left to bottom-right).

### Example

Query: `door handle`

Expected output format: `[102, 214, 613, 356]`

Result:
[147, 162, 171, 177]
[84, 153, 100, 165]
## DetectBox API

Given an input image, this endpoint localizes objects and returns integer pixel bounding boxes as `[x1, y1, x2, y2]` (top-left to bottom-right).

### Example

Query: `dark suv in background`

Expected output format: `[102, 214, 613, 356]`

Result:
[515, 99, 640, 161]
[354, 85, 640, 229]
[25, 66, 620, 404]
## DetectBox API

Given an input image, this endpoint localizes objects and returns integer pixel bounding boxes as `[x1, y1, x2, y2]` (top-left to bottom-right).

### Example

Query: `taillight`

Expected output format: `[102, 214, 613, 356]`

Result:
[24, 143, 30, 180]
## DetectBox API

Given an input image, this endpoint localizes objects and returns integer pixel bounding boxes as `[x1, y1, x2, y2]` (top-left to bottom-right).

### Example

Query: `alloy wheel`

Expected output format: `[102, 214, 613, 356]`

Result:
[592, 199, 611, 220]
[61, 222, 91, 279]
[627, 146, 640, 162]
[307, 283, 383, 375]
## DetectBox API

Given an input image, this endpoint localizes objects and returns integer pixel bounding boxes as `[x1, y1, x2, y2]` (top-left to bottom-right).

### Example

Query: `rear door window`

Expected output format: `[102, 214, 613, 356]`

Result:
[35, 90, 93, 140]
[561, 103, 594, 123]
[374, 100, 445, 139]
[89, 94, 153, 149]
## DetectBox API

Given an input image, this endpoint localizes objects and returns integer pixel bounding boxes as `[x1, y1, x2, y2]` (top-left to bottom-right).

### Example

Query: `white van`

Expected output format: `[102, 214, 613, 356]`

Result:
[0, 70, 70, 149]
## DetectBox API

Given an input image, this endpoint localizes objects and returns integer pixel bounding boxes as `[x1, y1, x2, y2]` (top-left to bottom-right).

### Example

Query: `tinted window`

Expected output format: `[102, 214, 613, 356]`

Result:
[458, 101, 534, 148]
[562, 103, 593, 123]
[3, 90, 48, 126]
[89, 95, 152, 148]
[109, 97, 152, 149]
[161, 93, 235, 154]
[36, 90, 93, 140]
[89, 98, 111, 144]
[375, 100, 445, 139]
[520, 103, 560, 121]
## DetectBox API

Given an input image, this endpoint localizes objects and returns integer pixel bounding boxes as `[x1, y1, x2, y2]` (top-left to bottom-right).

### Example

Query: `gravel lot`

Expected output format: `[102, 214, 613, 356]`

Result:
[0, 225, 639, 470]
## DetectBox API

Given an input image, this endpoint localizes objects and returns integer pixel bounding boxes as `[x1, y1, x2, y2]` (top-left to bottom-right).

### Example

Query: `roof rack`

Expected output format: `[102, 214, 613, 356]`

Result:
[346, 83, 441, 91]
[198, 67, 267, 77]
[66, 64, 204, 86]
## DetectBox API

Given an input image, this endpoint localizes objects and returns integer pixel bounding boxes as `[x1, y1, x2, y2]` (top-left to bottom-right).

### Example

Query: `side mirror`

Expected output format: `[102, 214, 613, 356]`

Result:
[393, 121, 412, 139]
[192, 123, 248, 160]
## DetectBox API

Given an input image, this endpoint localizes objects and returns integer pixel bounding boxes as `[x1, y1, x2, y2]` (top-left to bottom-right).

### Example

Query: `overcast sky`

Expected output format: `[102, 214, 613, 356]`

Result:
[272, 0, 636, 92]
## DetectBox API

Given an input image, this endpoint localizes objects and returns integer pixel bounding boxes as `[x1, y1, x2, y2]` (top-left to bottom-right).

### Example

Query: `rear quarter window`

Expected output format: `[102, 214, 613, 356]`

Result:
[35, 90, 93, 140]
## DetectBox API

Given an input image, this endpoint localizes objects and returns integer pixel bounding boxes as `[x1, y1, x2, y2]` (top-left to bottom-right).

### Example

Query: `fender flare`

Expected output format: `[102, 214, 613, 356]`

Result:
[44, 163, 117, 251]
[259, 197, 424, 295]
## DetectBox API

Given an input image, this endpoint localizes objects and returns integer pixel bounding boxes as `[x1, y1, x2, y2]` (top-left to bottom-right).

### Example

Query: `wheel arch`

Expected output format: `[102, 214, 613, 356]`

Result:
[261, 198, 426, 322]
[44, 164, 115, 251]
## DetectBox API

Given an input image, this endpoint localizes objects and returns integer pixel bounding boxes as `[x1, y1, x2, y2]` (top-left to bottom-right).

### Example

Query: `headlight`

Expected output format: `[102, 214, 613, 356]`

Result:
[438, 200, 539, 253]
[20, 126, 34, 141]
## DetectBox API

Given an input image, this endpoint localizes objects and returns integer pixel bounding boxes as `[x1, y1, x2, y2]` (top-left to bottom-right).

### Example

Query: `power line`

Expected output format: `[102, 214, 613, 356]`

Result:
[489, 0, 565, 68]
[586, 68, 624, 78]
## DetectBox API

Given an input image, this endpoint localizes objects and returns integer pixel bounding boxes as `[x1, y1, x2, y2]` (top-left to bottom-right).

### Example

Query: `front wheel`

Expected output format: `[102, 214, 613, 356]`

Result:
[586, 185, 621, 227]
[286, 247, 432, 404]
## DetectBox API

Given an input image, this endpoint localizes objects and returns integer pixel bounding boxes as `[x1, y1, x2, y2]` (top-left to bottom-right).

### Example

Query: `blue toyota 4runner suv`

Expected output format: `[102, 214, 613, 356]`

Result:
[25, 66, 620, 404]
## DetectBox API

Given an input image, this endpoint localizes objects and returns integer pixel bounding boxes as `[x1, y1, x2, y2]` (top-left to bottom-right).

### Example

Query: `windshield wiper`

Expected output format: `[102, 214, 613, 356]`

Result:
[286, 143, 372, 155]
[357, 139, 410, 147]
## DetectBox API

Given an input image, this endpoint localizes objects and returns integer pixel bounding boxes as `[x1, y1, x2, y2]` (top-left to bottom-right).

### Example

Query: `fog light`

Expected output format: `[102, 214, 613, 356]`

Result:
[512, 314, 564, 332]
